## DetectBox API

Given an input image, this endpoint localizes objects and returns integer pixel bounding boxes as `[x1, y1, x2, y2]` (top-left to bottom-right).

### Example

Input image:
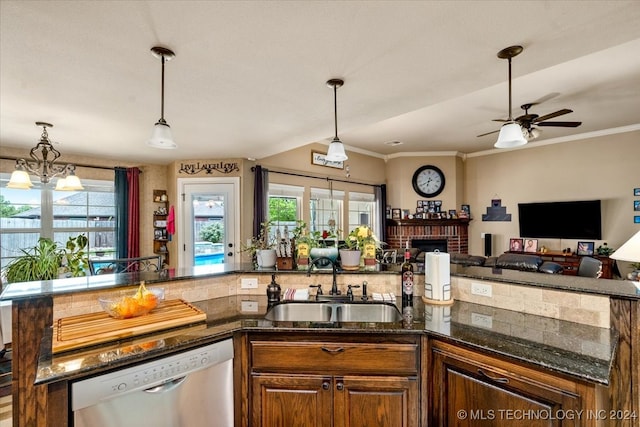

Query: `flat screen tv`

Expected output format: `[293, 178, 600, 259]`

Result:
[518, 200, 602, 240]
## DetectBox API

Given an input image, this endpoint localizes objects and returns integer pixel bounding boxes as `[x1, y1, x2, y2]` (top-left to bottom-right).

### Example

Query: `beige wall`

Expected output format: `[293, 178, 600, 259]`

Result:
[464, 130, 639, 274]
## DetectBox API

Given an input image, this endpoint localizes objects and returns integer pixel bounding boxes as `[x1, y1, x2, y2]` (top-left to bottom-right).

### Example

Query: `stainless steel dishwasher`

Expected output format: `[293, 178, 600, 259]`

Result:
[72, 338, 234, 427]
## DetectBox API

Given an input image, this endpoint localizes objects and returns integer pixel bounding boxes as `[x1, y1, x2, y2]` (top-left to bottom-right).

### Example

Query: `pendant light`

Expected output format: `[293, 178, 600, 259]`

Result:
[148, 46, 177, 149]
[325, 79, 348, 162]
[7, 122, 83, 190]
[494, 46, 527, 149]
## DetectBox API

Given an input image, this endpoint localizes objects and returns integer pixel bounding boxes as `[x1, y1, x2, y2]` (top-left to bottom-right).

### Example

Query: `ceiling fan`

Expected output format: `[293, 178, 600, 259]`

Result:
[477, 45, 582, 145]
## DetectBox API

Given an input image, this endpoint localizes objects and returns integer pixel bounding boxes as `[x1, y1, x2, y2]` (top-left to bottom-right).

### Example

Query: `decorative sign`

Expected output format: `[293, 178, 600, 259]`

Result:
[179, 161, 239, 175]
[311, 151, 344, 169]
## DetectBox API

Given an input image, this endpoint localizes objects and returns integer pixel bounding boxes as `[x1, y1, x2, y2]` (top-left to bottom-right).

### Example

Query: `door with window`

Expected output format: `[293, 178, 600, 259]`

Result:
[178, 178, 239, 268]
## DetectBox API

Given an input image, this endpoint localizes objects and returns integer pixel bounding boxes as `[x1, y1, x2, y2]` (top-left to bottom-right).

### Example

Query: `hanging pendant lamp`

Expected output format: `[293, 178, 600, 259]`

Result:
[148, 46, 177, 149]
[325, 79, 348, 162]
[494, 46, 527, 149]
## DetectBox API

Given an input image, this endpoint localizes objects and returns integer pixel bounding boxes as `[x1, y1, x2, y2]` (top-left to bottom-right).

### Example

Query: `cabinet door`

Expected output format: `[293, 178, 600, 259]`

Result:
[431, 342, 585, 427]
[334, 375, 419, 427]
[251, 374, 332, 427]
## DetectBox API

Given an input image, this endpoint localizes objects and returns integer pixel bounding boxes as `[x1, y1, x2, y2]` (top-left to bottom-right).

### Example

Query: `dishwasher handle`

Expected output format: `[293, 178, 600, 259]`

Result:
[143, 376, 187, 394]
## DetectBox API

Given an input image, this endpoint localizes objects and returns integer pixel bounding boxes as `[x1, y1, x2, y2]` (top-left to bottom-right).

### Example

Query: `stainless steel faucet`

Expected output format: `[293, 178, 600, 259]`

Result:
[307, 256, 341, 296]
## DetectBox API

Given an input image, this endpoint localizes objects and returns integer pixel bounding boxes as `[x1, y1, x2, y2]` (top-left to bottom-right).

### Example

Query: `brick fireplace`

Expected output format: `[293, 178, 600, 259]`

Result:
[385, 219, 470, 254]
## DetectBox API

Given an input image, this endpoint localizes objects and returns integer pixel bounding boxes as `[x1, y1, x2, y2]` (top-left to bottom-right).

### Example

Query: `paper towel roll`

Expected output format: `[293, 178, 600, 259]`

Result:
[424, 251, 451, 301]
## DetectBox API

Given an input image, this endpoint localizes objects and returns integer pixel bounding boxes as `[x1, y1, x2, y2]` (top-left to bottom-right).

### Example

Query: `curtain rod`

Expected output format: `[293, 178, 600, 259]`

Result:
[1, 156, 139, 172]
[252, 166, 381, 188]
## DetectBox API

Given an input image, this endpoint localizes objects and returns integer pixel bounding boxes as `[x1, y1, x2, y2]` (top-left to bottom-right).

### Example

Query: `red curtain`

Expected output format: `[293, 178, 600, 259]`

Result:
[126, 168, 140, 258]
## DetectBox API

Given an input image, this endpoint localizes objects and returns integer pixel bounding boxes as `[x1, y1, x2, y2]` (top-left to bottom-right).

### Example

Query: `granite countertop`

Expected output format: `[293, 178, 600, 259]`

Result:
[35, 295, 616, 387]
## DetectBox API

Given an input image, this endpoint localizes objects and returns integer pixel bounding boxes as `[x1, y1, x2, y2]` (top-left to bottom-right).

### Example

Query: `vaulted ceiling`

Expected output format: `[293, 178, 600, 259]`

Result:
[1, 1, 639, 164]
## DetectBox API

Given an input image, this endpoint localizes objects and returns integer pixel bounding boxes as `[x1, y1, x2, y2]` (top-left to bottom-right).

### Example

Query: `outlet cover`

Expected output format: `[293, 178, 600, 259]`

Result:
[471, 312, 493, 329]
[241, 278, 258, 289]
[471, 282, 492, 298]
[241, 301, 258, 312]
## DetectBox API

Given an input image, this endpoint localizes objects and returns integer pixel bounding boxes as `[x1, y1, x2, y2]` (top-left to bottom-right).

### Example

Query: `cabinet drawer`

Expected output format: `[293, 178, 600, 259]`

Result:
[251, 341, 418, 375]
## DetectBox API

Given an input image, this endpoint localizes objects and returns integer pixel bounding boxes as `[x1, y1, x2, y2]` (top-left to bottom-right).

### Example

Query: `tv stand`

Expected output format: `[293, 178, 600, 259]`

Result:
[507, 250, 613, 279]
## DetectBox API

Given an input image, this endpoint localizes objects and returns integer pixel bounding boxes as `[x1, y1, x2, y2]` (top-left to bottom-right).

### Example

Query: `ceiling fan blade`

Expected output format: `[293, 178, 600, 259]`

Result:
[537, 121, 582, 127]
[533, 109, 573, 123]
[492, 119, 509, 123]
[477, 129, 500, 137]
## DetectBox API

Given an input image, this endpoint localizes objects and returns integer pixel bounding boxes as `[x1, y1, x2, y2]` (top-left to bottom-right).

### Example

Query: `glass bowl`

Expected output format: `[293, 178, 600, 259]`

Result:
[99, 287, 164, 319]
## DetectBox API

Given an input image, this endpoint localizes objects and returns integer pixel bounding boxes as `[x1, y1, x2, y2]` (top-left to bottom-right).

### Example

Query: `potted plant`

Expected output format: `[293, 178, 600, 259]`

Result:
[339, 226, 382, 270]
[309, 228, 339, 268]
[241, 220, 277, 268]
[4, 234, 89, 283]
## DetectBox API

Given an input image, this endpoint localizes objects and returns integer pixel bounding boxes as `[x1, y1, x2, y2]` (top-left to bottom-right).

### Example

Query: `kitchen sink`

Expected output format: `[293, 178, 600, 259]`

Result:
[264, 302, 333, 322]
[264, 301, 401, 323]
[335, 303, 402, 322]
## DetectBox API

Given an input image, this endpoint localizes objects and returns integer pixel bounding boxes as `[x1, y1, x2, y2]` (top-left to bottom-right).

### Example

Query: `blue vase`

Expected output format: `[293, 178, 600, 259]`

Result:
[309, 247, 339, 268]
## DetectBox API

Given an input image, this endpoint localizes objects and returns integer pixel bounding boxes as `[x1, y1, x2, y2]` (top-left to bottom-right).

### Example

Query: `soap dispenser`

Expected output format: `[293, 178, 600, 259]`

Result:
[267, 274, 281, 305]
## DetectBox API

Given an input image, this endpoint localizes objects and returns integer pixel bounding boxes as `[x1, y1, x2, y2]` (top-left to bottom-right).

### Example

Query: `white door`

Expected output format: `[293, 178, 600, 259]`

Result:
[178, 177, 240, 268]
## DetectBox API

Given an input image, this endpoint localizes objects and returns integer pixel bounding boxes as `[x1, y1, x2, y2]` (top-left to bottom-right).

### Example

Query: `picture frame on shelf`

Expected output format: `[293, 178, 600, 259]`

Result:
[577, 241, 595, 256]
[634, 188, 640, 196]
[311, 151, 344, 169]
[509, 238, 523, 252]
[634, 216, 640, 224]
[448, 209, 457, 219]
[523, 238, 538, 253]
[402, 209, 410, 219]
[634, 200, 640, 211]
[417, 200, 423, 208]
[391, 208, 401, 220]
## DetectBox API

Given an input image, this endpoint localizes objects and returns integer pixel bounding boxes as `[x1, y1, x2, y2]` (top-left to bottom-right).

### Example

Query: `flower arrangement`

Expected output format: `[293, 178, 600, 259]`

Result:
[342, 225, 381, 251]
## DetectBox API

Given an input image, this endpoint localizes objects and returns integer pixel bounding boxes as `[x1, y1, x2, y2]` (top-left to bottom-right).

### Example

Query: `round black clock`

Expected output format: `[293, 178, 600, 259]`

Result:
[412, 165, 445, 198]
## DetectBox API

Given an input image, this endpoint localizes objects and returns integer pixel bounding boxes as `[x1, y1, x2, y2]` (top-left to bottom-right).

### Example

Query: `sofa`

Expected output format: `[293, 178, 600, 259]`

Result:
[449, 252, 564, 274]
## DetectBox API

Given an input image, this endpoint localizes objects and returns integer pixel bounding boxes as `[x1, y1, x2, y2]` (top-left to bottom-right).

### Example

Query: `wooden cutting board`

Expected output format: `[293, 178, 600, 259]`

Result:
[52, 299, 206, 354]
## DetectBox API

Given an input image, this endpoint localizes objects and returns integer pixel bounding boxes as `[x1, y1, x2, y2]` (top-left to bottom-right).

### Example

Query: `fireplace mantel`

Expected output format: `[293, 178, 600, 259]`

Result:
[385, 218, 470, 254]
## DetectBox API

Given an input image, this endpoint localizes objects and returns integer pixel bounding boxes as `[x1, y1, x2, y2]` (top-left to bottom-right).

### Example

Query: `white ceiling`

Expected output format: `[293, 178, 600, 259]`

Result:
[1, 1, 640, 165]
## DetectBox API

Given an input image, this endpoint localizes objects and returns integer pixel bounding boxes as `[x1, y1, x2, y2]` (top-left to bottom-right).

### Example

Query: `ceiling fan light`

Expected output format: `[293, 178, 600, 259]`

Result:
[326, 137, 348, 162]
[495, 122, 527, 148]
[7, 169, 33, 189]
[147, 121, 177, 149]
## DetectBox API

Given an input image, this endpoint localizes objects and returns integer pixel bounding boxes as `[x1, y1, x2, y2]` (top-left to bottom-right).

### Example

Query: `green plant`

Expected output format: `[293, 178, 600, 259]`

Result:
[631, 262, 640, 271]
[61, 234, 89, 277]
[341, 225, 380, 251]
[4, 234, 89, 283]
[240, 220, 275, 256]
[5, 238, 64, 283]
[199, 222, 224, 243]
[596, 243, 614, 256]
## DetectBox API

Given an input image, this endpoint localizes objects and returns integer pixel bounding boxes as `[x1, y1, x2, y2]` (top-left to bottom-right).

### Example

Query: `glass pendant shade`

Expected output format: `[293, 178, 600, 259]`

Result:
[495, 122, 527, 148]
[7, 169, 34, 189]
[326, 137, 348, 162]
[62, 173, 84, 190]
[148, 121, 176, 149]
[54, 178, 67, 191]
[610, 231, 640, 263]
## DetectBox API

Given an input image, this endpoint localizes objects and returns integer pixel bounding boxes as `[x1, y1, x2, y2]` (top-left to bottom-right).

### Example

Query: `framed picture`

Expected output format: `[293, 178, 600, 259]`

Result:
[311, 151, 344, 169]
[391, 208, 401, 220]
[634, 200, 640, 211]
[448, 209, 457, 218]
[577, 241, 595, 256]
[461, 204, 470, 214]
[635, 216, 640, 224]
[416, 206, 424, 213]
[523, 238, 538, 253]
[417, 200, 423, 207]
[509, 238, 524, 252]
[402, 209, 410, 219]
[634, 188, 640, 196]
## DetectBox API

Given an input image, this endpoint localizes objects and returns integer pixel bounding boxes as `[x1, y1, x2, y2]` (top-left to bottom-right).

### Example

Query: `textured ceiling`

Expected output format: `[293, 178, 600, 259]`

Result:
[1, 1, 639, 164]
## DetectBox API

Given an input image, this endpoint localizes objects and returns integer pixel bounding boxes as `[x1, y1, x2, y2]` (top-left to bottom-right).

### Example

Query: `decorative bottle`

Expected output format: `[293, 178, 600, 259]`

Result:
[401, 242, 414, 306]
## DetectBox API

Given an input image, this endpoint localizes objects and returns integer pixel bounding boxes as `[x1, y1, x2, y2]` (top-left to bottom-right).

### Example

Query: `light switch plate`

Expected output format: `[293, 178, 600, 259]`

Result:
[241, 278, 258, 289]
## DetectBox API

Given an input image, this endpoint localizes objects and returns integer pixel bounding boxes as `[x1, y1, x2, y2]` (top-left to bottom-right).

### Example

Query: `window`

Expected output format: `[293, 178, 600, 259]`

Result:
[310, 187, 344, 239]
[268, 184, 303, 239]
[0, 174, 116, 269]
[348, 191, 375, 231]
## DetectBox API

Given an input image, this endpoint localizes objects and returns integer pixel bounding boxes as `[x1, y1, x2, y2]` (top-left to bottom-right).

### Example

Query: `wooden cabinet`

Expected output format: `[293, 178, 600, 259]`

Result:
[247, 334, 420, 427]
[429, 340, 605, 427]
[152, 189, 170, 265]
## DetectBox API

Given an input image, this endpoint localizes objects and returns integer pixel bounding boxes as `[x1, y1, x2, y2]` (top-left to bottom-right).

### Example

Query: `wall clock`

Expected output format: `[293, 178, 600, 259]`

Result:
[412, 165, 445, 198]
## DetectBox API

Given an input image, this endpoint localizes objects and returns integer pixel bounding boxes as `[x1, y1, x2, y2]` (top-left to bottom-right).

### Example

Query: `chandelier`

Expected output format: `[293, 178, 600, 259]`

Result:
[7, 122, 83, 190]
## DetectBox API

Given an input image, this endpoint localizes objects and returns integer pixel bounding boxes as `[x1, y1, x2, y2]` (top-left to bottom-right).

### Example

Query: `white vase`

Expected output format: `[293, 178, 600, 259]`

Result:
[339, 249, 362, 271]
[256, 249, 277, 268]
